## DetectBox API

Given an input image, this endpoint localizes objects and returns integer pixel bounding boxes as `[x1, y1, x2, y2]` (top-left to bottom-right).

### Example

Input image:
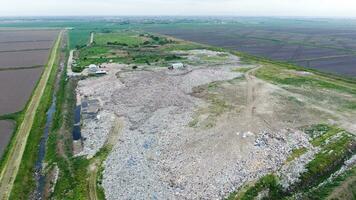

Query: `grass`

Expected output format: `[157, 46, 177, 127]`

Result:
[46, 79, 79, 199]
[288, 124, 356, 193]
[95, 32, 146, 47]
[302, 124, 346, 147]
[253, 63, 356, 111]
[297, 133, 354, 190]
[69, 29, 92, 49]
[50, 132, 113, 200]
[286, 147, 308, 162]
[255, 64, 356, 95]
[226, 174, 283, 200]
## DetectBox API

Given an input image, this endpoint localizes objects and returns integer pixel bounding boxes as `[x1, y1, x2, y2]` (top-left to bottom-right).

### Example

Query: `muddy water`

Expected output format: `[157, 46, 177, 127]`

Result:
[33, 95, 56, 199]
[0, 120, 14, 158]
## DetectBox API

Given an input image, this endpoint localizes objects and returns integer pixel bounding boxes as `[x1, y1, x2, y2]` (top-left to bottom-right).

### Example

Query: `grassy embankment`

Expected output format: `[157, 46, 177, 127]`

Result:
[7, 32, 64, 200]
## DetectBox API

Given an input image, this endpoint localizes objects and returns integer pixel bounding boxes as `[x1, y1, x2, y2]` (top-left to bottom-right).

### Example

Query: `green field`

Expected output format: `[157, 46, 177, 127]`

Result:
[72, 31, 201, 72]
[94, 32, 146, 46]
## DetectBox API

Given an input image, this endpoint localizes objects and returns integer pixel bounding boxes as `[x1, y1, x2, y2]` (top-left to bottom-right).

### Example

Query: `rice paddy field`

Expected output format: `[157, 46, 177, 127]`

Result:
[0, 28, 59, 158]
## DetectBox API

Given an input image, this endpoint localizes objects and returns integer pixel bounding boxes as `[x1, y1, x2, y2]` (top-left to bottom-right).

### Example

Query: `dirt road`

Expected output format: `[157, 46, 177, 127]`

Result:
[89, 32, 94, 46]
[245, 67, 259, 130]
[0, 31, 63, 200]
[244, 66, 277, 132]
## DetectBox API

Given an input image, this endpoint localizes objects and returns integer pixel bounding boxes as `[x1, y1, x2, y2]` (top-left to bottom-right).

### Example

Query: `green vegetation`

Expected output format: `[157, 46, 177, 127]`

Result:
[46, 79, 78, 199]
[72, 31, 193, 72]
[295, 129, 355, 192]
[95, 32, 146, 46]
[0, 111, 22, 121]
[303, 124, 344, 147]
[49, 129, 113, 199]
[255, 64, 356, 95]
[286, 147, 308, 162]
[226, 174, 283, 200]
[253, 63, 356, 111]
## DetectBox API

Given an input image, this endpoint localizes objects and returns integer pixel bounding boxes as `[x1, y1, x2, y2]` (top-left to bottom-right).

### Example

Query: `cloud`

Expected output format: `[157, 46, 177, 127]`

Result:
[1, 0, 356, 17]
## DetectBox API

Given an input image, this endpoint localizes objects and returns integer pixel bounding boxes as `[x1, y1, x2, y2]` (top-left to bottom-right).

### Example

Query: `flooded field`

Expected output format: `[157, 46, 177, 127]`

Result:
[148, 24, 356, 76]
[0, 29, 58, 43]
[0, 120, 14, 157]
[0, 40, 52, 51]
[0, 29, 57, 69]
[0, 29, 59, 159]
[0, 67, 43, 115]
[0, 50, 50, 68]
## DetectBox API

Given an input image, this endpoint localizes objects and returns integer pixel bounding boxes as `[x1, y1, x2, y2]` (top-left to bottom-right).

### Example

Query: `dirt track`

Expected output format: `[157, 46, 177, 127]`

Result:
[244, 66, 278, 132]
[0, 31, 62, 200]
[245, 67, 259, 130]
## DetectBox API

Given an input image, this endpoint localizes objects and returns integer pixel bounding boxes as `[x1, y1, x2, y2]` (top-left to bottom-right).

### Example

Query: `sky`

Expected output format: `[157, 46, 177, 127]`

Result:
[1, 0, 356, 17]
